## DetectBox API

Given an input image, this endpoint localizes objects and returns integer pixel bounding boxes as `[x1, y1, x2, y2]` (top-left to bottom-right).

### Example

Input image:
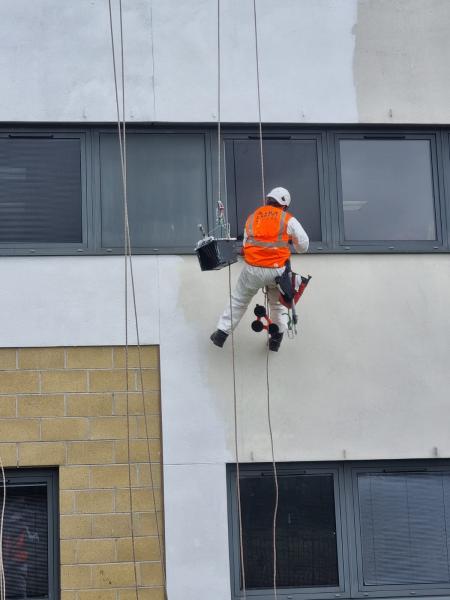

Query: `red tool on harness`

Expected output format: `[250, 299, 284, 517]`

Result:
[250, 262, 311, 338]
[275, 263, 311, 335]
[278, 273, 311, 311]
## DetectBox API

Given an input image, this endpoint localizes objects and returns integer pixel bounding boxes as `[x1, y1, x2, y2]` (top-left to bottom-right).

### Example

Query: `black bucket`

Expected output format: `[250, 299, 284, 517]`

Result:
[196, 238, 237, 271]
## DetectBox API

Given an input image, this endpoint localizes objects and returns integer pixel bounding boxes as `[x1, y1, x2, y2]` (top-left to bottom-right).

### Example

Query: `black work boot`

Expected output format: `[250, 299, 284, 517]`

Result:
[269, 332, 284, 352]
[210, 329, 229, 348]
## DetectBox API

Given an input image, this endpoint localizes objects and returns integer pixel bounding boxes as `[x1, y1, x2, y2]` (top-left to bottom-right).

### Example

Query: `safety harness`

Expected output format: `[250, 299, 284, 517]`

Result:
[250, 260, 311, 338]
[275, 259, 311, 336]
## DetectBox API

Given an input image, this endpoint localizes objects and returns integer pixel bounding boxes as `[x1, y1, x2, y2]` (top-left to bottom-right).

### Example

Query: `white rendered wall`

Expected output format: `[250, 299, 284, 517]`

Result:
[1, 254, 450, 598]
[2, 0, 450, 596]
[1, 0, 450, 124]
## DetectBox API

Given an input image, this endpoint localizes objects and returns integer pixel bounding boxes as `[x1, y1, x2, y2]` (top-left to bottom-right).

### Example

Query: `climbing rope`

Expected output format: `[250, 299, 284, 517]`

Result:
[216, 0, 246, 594]
[107, 2, 167, 599]
[0, 456, 6, 600]
[228, 266, 247, 597]
[107, 3, 139, 599]
[252, 1, 280, 597]
[253, 0, 266, 204]
[108, 2, 278, 598]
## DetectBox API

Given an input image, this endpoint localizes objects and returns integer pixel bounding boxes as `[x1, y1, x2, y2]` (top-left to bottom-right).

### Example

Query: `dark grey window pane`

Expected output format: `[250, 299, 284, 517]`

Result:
[100, 133, 208, 249]
[339, 140, 436, 241]
[0, 138, 82, 243]
[241, 473, 338, 589]
[358, 472, 450, 585]
[227, 139, 322, 241]
[0, 484, 48, 599]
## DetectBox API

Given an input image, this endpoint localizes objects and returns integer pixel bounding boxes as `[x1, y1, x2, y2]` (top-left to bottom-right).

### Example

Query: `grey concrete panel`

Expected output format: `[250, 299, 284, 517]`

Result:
[354, 0, 450, 123]
[2, 254, 450, 598]
[0, 0, 155, 122]
[0, 0, 358, 123]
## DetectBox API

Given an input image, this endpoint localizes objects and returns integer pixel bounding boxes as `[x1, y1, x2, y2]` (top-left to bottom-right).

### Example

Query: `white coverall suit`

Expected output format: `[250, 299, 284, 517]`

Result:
[217, 217, 309, 334]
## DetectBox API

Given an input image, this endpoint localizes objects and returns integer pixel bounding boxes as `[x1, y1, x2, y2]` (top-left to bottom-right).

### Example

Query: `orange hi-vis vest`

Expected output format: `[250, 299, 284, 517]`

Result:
[243, 205, 292, 268]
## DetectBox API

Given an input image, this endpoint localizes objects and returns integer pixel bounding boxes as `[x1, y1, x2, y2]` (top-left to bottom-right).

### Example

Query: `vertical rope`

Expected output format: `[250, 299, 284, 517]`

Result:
[218, 1, 246, 594]
[107, 3, 138, 599]
[252, 0, 265, 203]
[252, 1, 279, 598]
[228, 266, 246, 598]
[108, 2, 167, 597]
[217, 0, 221, 210]
[217, 0, 230, 236]
[266, 346, 279, 599]
[127, 249, 168, 599]
[0, 457, 6, 600]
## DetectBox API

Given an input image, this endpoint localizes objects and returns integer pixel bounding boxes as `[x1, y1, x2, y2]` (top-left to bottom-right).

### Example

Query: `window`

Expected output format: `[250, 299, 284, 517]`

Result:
[354, 468, 450, 590]
[98, 132, 210, 253]
[3, 125, 450, 255]
[239, 468, 341, 590]
[228, 461, 450, 600]
[224, 135, 324, 245]
[0, 469, 58, 600]
[334, 134, 442, 249]
[0, 133, 86, 251]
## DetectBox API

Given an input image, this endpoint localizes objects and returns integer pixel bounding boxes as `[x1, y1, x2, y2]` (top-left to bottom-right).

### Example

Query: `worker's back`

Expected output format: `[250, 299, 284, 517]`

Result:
[244, 204, 292, 268]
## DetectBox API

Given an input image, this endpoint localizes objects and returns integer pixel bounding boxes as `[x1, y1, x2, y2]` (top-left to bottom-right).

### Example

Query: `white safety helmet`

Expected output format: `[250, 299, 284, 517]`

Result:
[267, 187, 291, 207]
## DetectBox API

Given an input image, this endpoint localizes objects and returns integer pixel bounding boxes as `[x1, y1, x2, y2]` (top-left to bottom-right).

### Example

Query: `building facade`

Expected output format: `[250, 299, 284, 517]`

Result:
[1, 1, 450, 600]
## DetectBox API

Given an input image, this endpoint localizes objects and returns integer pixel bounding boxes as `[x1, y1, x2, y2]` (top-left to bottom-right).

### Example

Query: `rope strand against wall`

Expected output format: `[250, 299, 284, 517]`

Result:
[107, 3, 139, 599]
[252, 1, 279, 598]
[107, 1, 167, 598]
[217, 0, 246, 594]
[0, 456, 6, 600]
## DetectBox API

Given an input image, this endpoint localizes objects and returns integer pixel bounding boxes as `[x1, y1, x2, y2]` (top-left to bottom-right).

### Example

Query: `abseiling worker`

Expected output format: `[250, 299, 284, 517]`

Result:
[210, 186, 309, 352]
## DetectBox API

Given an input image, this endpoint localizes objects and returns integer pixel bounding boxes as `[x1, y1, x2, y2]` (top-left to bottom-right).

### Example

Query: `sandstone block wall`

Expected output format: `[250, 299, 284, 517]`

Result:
[0, 346, 164, 600]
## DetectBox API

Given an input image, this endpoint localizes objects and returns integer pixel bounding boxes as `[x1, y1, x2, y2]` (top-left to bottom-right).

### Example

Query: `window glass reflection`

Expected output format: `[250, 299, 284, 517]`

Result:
[358, 472, 450, 585]
[241, 473, 339, 589]
[0, 138, 82, 244]
[339, 140, 436, 241]
[228, 139, 322, 241]
[0, 485, 48, 599]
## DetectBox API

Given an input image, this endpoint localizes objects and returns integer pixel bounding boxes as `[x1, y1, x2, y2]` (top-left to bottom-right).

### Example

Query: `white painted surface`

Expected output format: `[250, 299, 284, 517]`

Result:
[2, 0, 450, 124]
[1, 0, 357, 123]
[353, 0, 450, 123]
[0, 256, 159, 347]
[2, 1, 450, 124]
[2, 0, 450, 593]
[1, 254, 450, 598]
[164, 463, 231, 599]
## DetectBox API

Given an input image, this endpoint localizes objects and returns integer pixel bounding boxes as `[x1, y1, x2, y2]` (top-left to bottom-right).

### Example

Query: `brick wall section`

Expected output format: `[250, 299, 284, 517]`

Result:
[0, 346, 164, 600]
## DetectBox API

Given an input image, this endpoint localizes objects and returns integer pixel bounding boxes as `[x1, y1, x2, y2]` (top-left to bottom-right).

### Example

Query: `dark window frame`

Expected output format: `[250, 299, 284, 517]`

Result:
[1, 125, 450, 255]
[92, 127, 213, 255]
[219, 128, 331, 253]
[328, 129, 448, 254]
[0, 129, 90, 256]
[228, 460, 450, 600]
[227, 462, 349, 600]
[346, 463, 450, 598]
[2, 467, 59, 600]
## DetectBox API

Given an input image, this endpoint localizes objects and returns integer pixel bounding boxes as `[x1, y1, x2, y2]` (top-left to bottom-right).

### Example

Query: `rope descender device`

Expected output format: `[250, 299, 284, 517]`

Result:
[251, 304, 280, 336]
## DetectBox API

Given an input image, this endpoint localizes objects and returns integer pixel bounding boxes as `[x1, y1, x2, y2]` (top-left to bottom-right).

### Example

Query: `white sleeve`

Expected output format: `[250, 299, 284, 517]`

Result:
[287, 216, 309, 253]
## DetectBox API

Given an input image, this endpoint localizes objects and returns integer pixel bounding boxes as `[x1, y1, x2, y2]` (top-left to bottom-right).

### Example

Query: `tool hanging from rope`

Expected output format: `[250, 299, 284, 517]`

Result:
[205, 0, 314, 598]
[108, 1, 312, 599]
